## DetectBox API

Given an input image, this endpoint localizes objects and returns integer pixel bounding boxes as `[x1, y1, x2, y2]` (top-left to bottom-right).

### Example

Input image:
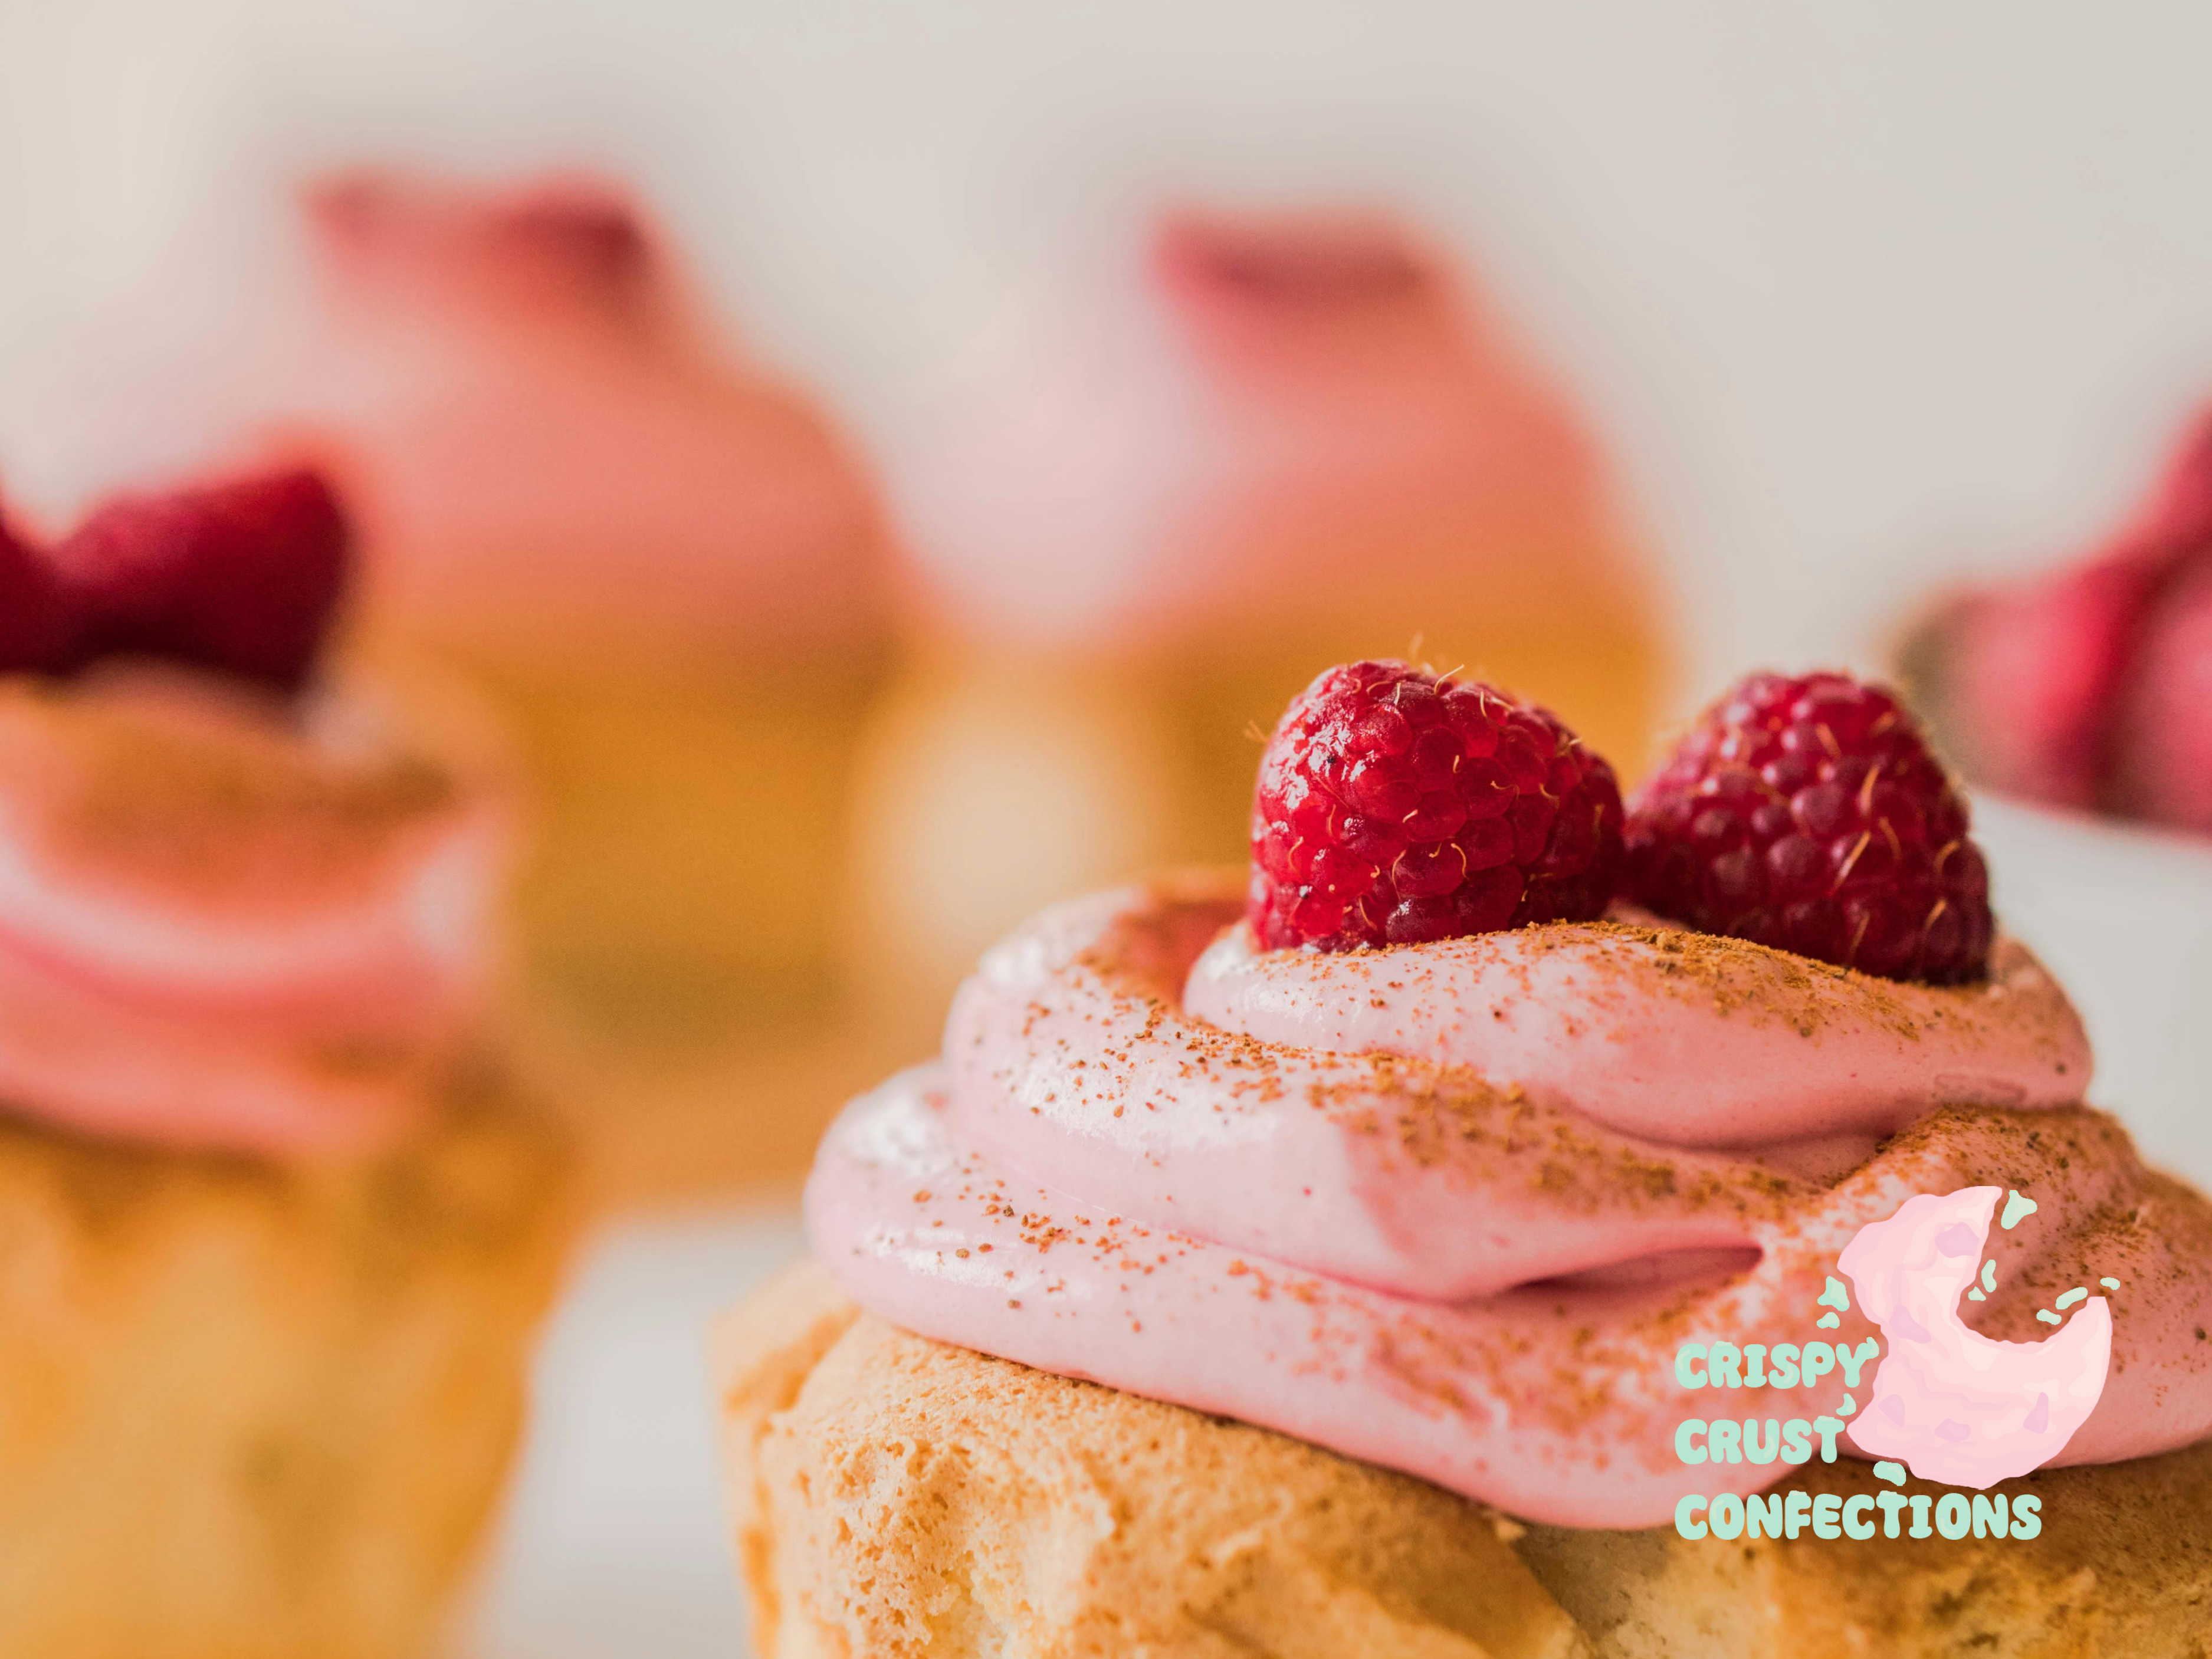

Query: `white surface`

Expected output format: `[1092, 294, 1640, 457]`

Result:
[1975, 793, 2212, 1189]
[462, 1207, 806, 1659]
[8, 4, 2212, 686]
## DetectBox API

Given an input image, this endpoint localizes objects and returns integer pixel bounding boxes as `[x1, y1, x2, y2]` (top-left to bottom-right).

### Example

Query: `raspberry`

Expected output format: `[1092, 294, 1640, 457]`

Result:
[1902, 408, 2212, 812]
[2108, 556, 2212, 833]
[56, 468, 351, 691]
[1902, 557, 2154, 811]
[2135, 404, 2212, 553]
[1624, 671, 1992, 984]
[0, 509, 79, 672]
[1248, 660, 1623, 951]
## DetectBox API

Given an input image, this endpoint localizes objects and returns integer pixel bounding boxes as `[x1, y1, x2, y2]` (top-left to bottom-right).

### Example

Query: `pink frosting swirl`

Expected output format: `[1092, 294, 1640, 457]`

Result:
[0, 667, 507, 1158]
[808, 870, 2212, 1527]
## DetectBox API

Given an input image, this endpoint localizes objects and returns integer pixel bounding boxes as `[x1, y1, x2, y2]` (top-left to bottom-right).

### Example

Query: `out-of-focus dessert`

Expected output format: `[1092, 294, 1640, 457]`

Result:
[718, 661, 2212, 1657]
[280, 170, 897, 1201]
[852, 209, 1668, 1053]
[0, 465, 569, 1659]
[1901, 406, 2212, 833]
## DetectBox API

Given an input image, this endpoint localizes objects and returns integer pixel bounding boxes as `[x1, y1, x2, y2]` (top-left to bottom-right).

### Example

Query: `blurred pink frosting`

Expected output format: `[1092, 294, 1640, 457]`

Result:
[809, 875, 2212, 1527]
[278, 170, 887, 652]
[890, 209, 1636, 644]
[0, 666, 507, 1158]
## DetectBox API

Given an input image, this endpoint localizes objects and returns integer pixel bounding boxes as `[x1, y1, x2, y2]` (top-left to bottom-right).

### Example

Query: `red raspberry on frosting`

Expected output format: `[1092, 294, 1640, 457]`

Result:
[55, 468, 351, 692]
[1624, 669, 1992, 984]
[1248, 659, 1623, 951]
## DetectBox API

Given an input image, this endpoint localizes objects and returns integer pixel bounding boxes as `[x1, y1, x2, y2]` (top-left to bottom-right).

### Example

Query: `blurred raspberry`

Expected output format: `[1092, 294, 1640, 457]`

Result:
[1625, 670, 1991, 984]
[1248, 659, 1622, 951]
[0, 508, 80, 672]
[1901, 556, 2155, 811]
[58, 468, 351, 691]
[2134, 405, 2212, 553]
[1901, 408, 2212, 811]
[2108, 558, 2212, 833]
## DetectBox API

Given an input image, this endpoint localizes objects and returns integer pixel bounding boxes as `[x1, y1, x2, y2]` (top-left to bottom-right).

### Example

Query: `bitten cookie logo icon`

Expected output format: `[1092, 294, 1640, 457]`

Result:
[1842, 1186, 2112, 1486]
[1669, 1182, 2116, 1542]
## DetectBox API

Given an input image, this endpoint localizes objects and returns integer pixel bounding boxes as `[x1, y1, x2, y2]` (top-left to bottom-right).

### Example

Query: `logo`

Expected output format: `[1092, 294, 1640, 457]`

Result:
[1672, 1184, 2112, 1542]
[1842, 1186, 2111, 1484]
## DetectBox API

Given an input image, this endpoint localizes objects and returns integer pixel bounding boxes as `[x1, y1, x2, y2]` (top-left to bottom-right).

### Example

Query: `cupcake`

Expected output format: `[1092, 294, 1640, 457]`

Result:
[283, 169, 897, 1202]
[0, 467, 570, 1658]
[717, 662, 2212, 1655]
[851, 208, 1668, 1059]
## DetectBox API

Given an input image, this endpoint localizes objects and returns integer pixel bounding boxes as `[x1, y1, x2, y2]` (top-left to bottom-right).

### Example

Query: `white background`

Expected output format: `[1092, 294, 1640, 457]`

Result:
[7, 1, 2212, 688]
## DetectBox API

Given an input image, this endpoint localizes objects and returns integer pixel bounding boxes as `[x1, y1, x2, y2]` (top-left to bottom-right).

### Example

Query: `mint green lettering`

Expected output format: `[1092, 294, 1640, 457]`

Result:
[1767, 1343, 1800, 1389]
[1741, 1419, 1779, 1466]
[1674, 1342, 1708, 1388]
[1843, 1494, 1876, 1539]
[1837, 1338, 1880, 1387]
[1673, 1494, 1707, 1539]
[1708, 1341, 1743, 1389]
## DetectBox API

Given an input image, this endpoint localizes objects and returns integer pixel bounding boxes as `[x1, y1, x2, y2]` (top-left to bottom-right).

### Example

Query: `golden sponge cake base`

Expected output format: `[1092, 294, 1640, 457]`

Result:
[717, 1262, 2212, 1659]
[0, 1068, 571, 1659]
[716, 1260, 1587, 1659]
[1518, 1441, 2212, 1657]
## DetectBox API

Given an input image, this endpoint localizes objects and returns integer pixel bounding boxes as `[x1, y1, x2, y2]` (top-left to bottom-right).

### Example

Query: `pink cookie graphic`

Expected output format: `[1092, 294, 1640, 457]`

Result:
[1843, 1187, 2111, 1487]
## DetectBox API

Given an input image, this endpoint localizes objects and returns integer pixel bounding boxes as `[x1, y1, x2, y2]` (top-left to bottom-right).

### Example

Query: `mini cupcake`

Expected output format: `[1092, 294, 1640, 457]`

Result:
[852, 208, 1666, 1054]
[718, 663, 2212, 1656]
[0, 467, 569, 1658]
[283, 170, 897, 1201]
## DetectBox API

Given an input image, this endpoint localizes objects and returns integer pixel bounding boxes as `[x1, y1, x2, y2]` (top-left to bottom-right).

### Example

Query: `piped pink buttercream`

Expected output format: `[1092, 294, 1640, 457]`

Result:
[283, 170, 888, 655]
[808, 872, 2212, 1527]
[0, 666, 506, 1158]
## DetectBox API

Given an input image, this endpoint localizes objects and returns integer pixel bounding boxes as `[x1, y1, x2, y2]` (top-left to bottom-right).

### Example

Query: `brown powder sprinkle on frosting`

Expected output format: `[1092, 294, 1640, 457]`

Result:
[0, 678, 467, 914]
[819, 866, 2212, 1515]
[1007, 872, 2075, 1225]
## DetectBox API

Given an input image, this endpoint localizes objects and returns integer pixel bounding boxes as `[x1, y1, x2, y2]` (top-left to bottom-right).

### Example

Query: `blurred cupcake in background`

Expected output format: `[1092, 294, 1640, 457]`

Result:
[276, 170, 899, 1203]
[1898, 406, 2212, 1184]
[0, 464, 569, 1658]
[854, 206, 1668, 1036]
